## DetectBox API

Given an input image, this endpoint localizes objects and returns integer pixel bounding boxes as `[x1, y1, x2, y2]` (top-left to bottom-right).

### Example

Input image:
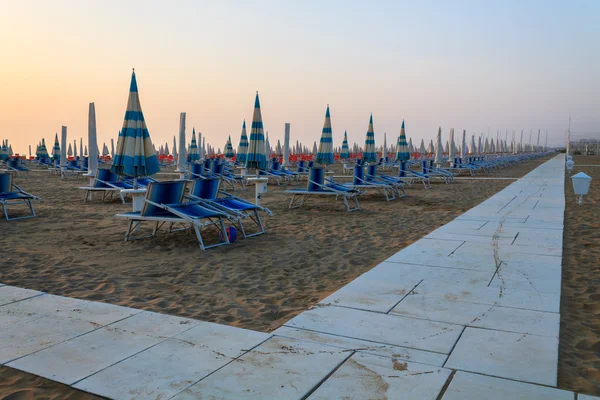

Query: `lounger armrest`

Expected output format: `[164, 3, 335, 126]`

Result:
[12, 184, 40, 201]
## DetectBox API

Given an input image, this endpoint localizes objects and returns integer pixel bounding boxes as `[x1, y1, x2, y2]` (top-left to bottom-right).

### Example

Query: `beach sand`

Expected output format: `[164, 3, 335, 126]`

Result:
[0, 156, 554, 397]
[558, 155, 600, 396]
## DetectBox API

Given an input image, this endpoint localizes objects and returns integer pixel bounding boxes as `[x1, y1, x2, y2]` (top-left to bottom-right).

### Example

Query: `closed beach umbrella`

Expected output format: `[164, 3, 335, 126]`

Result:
[275, 139, 282, 156]
[39, 138, 49, 159]
[362, 114, 377, 163]
[340, 130, 350, 159]
[265, 132, 271, 157]
[478, 136, 482, 154]
[419, 139, 426, 155]
[73, 140, 78, 158]
[396, 120, 410, 162]
[312, 141, 318, 156]
[427, 139, 435, 155]
[224, 135, 235, 158]
[67, 143, 73, 157]
[172, 135, 178, 161]
[52, 133, 60, 160]
[449, 128, 455, 160]
[461, 130, 466, 159]
[470, 135, 476, 155]
[484, 137, 489, 153]
[245, 92, 267, 169]
[237, 120, 249, 164]
[111, 69, 160, 181]
[316, 105, 334, 165]
[189, 128, 200, 161]
[0, 140, 7, 161]
[434, 127, 443, 164]
[111, 138, 115, 159]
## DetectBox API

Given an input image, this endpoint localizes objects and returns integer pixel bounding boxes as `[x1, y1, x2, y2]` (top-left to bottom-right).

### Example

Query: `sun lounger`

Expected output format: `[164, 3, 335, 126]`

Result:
[188, 177, 272, 238]
[6, 158, 29, 175]
[79, 169, 136, 204]
[365, 165, 406, 197]
[285, 167, 360, 212]
[114, 180, 230, 250]
[0, 172, 40, 220]
[339, 164, 396, 201]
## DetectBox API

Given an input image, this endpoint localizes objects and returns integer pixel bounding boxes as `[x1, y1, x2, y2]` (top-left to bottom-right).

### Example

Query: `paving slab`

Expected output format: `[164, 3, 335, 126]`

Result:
[75, 322, 269, 400]
[491, 262, 562, 295]
[365, 262, 494, 286]
[441, 371, 573, 400]
[8, 311, 199, 385]
[391, 294, 559, 337]
[0, 286, 43, 306]
[0, 314, 100, 363]
[318, 274, 421, 312]
[408, 281, 560, 313]
[308, 352, 451, 400]
[385, 238, 465, 263]
[0, 293, 140, 326]
[272, 326, 447, 366]
[284, 306, 463, 354]
[579, 395, 600, 400]
[445, 327, 559, 386]
[171, 336, 351, 400]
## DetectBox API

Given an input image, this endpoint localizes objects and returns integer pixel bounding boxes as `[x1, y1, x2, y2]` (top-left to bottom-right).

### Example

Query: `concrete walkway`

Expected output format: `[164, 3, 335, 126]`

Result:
[0, 155, 595, 399]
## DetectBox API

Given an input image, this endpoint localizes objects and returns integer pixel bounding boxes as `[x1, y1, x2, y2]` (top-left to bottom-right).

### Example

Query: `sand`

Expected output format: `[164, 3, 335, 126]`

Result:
[0, 156, 554, 397]
[558, 155, 600, 396]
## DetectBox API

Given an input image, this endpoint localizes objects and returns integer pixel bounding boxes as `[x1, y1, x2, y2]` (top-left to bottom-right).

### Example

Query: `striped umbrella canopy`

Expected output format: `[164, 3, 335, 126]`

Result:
[340, 130, 350, 159]
[224, 135, 235, 158]
[189, 128, 200, 161]
[0, 140, 7, 161]
[111, 69, 160, 179]
[39, 138, 49, 159]
[237, 120, 248, 164]
[316, 105, 334, 165]
[245, 92, 267, 169]
[52, 133, 60, 160]
[362, 114, 377, 163]
[396, 120, 410, 161]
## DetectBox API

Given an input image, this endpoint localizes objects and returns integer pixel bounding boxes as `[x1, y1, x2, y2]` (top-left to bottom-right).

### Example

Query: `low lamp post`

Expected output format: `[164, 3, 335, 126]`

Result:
[571, 172, 592, 205]
[566, 159, 574, 175]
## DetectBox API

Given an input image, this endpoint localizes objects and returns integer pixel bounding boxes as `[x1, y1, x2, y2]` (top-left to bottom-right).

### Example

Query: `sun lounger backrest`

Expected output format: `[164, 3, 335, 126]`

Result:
[429, 160, 434, 168]
[399, 161, 407, 177]
[140, 181, 186, 217]
[297, 160, 305, 173]
[212, 163, 224, 175]
[190, 163, 204, 176]
[308, 167, 325, 191]
[353, 165, 365, 185]
[307, 161, 314, 169]
[0, 173, 13, 193]
[68, 160, 78, 168]
[82, 157, 89, 169]
[95, 169, 119, 188]
[367, 165, 377, 178]
[191, 178, 220, 200]
[7, 158, 19, 169]
[422, 160, 428, 173]
[204, 159, 212, 170]
[272, 160, 281, 171]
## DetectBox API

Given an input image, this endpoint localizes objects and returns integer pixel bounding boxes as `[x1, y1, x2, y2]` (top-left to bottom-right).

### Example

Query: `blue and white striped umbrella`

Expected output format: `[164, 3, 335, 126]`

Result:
[52, 133, 60, 160]
[245, 92, 267, 169]
[39, 139, 49, 159]
[189, 128, 200, 161]
[0, 140, 7, 161]
[237, 120, 248, 164]
[111, 70, 160, 178]
[340, 130, 350, 159]
[224, 135, 235, 158]
[396, 120, 410, 162]
[316, 105, 334, 165]
[362, 114, 377, 163]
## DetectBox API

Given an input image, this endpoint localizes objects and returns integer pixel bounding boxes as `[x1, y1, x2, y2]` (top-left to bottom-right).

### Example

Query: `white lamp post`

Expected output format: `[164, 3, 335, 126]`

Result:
[566, 159, 574, 175]
[572, 172, 592, 205]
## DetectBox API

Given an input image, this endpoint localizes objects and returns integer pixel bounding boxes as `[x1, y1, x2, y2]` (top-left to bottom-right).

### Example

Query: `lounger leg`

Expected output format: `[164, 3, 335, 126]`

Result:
[192, 225, 206, 250]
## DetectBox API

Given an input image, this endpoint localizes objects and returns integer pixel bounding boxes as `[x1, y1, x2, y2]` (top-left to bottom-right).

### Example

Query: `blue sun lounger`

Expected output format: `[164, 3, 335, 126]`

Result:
[365, 165, 406, 197]
[79, 169, 136, 204]
[6, 158, 29, 175]
[0, 172, 40, 220]
[114, 180, 230, 250]
[188, 178, 272, 238]
[285, 167, 360, 212]
[340, 164, 396, 201]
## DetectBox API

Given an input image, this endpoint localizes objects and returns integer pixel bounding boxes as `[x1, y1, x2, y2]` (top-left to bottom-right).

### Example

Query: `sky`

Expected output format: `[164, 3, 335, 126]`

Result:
[1, 0, 599, 155]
